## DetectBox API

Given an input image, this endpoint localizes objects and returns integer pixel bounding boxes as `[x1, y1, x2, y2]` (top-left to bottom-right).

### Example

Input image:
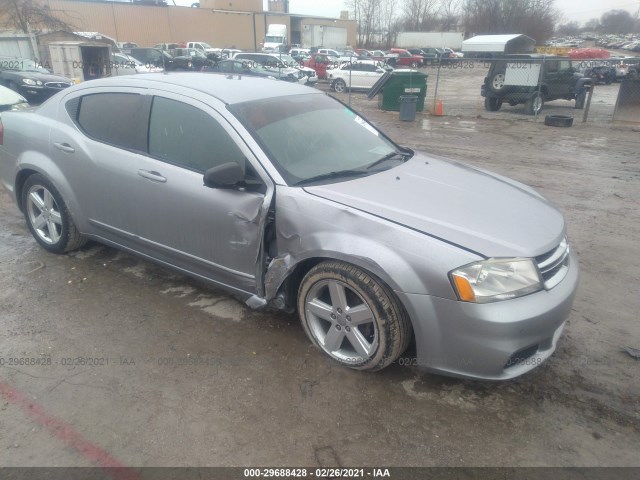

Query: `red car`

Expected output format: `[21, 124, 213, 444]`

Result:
[387, 48, 424, 68]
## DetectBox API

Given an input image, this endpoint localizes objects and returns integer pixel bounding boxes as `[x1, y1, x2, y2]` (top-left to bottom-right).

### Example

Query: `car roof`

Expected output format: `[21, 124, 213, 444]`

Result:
[67, 73, 317, 105]
[345, 59, 381, 65]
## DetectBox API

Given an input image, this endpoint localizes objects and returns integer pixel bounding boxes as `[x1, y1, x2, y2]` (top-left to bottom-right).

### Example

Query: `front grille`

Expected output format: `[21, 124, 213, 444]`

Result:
[45, 82, 71, 89]
[536, 238, 570, 289]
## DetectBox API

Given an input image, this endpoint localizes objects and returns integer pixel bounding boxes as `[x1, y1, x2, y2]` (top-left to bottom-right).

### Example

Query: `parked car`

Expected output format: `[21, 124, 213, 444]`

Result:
[153, 43, 180, 52]
[116, 42, 138, 50]
[186, 41, 218, 55]
[0, 84, 29, 113]
[327, 60, 387, 92]
[0, 73, 578, 379]
[0, 57, 73, 103]
[169, 48, 215, 69]
[111, 52, 164, 75]
[481, 55, 592, 115]
[221, 48, 242, 59]
[584, 65, 616, 85]
[128, 48, 202, 71]
[202, 60, 276, 79]
[386, 48, 424, 68]
[234, 52, 317, 85]
[418, 47, 444, 64]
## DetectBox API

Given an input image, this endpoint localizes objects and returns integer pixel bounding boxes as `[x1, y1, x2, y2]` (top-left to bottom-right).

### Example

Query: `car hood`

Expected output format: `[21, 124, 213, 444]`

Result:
[303, 153, 565, 258]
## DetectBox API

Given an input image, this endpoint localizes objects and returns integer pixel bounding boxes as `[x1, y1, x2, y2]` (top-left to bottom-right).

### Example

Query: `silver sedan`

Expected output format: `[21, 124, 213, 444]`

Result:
[0, 74, 579, 379]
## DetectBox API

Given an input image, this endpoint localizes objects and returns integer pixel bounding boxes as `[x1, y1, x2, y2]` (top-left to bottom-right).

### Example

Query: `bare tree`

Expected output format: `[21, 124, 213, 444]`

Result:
[583, 18, 601, 32]
[0, 0, 75, 34]
[461, 0, 557, 42]
[600, 9, 635, 34]
[439, 0, 461, 31]
[346, 0, 384, 47]
[556, 21, 580, 36]
[402, 0, 439, 31]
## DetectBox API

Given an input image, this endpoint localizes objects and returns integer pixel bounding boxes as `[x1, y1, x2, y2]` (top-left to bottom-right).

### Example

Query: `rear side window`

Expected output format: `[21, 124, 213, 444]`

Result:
[75, 93, 148, 151]
[148, 96, 245, 173]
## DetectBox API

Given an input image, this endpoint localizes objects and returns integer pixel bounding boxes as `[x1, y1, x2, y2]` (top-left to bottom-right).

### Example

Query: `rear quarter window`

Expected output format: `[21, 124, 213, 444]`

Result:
[74, 93, 149, 151]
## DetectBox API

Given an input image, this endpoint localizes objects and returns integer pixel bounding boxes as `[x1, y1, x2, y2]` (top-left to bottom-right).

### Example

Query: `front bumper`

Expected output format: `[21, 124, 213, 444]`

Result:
[396, 250, 579, 380]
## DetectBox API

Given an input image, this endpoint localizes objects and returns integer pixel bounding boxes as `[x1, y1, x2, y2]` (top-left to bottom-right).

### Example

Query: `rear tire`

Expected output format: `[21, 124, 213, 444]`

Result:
[489, 71, 506, 92]
[298, 261, 412, 371]
[332, 78, 347, 93]
[21, 174, 87, 254]
[484, 97, 503, 111]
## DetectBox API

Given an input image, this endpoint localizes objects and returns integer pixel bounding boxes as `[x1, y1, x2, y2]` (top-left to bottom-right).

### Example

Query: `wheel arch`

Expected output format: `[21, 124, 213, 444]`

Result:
[14, 161, 85, 232]
[265, 251, 410, 312]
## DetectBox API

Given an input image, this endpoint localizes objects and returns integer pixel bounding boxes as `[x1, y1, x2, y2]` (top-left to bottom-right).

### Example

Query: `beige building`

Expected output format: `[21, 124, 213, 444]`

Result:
[38, 0, 356, 50]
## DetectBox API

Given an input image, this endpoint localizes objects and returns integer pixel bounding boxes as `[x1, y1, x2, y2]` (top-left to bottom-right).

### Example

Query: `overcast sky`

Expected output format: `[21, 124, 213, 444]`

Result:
[173, 0, 639, 25]
[261, 0, 640, 25]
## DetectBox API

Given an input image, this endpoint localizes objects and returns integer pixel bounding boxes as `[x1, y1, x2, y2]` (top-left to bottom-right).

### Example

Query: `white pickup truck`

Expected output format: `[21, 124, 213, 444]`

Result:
[186, 42, 221, 56]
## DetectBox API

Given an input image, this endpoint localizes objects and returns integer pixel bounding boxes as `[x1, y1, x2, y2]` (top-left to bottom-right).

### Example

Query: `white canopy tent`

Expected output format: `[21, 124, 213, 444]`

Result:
[461, 34, 536, 54]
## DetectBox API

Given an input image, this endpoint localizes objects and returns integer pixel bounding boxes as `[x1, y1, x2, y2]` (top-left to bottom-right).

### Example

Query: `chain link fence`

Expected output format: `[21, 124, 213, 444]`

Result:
[328, 56, 639, 126]
[420, 57, 640, 125]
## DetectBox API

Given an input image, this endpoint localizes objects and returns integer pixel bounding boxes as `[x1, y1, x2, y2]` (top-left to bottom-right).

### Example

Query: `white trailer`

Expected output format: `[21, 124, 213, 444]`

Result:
[396, 32, 464, 49]
[301, 25, 348, 49]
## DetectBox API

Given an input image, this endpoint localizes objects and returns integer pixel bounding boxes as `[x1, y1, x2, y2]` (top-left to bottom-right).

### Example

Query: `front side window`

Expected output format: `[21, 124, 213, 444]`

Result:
[75, 93, 148, 151]
[148, 97, 245, 173]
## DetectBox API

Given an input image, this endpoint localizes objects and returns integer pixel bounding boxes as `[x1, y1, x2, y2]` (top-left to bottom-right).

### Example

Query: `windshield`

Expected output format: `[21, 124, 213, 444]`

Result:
[229, 94, 401, 185]
[200, 42, 212, 49]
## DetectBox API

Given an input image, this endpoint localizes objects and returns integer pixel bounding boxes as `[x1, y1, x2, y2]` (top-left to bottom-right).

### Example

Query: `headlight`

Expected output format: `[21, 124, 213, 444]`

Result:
[450, 258, 542, 303]
[22, 78, 36, 85]
[11, 102, 30, 111]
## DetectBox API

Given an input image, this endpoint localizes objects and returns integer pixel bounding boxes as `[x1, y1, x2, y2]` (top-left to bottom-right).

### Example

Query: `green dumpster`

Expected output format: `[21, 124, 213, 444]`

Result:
[377, 70, 428, 112]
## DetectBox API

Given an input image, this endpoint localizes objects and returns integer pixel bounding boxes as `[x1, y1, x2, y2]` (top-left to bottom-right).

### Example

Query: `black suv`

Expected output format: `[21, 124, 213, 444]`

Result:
[481, 55, 592, 115]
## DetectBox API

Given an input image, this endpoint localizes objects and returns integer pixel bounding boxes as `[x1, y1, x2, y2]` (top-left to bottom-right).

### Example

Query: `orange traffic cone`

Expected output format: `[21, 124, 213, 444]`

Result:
[434, 99, 443, 116]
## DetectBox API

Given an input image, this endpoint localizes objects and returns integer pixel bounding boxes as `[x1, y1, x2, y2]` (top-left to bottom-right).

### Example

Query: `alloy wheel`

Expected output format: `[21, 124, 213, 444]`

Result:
[26, 185, 62, 244]
[304, 279, 378, 364]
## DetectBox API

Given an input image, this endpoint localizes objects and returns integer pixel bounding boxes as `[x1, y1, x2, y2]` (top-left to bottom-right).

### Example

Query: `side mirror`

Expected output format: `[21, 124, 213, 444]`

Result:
[203, 162, 244, 188]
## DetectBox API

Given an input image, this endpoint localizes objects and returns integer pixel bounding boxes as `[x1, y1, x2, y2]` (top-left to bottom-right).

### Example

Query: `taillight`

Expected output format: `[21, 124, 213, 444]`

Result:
[0, 118, 4, 145]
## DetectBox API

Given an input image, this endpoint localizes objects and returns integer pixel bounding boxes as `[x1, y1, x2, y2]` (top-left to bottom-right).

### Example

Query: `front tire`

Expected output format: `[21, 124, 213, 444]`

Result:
[297, 261, 412, 371]
[21, 174, 87, 254]
[525, 92, 544, 115]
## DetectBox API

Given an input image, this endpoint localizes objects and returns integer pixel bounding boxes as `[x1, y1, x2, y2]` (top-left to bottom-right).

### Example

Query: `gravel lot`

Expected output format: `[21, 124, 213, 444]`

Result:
[0, 84, 639, 470]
